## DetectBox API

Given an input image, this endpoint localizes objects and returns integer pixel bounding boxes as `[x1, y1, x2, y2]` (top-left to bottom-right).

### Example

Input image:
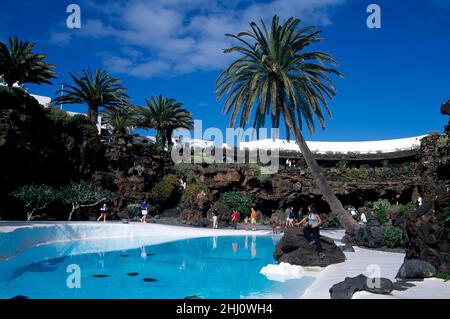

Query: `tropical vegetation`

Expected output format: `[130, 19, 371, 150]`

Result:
[59, 181, 111, 221]
[215, 15, 358, 230]
[220, 191, 253, 216]
[136, 94, 193, 149]
[54, 67, 129, 123]
[10, 184, 58, 221]
[0, 36, 56, 87]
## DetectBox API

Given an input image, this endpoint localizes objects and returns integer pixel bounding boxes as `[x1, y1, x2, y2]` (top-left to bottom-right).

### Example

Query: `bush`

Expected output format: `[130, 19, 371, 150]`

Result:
[436, 273, 450, 281]
[373, 199, 391, 224]
[437, 135, 448, 148]
[382, 226, 405, 248]
[248, 163, 270, 185]
[182, 183, 210, 203]
[46, 107, 72, 124]
[220, 191, 253, 216]
[390, 202, 416, 217]
[348, 166, 369, 180]
[175, 163, 195, 183]
[150, 174, 179, 204]
[336, 160, 347, 171]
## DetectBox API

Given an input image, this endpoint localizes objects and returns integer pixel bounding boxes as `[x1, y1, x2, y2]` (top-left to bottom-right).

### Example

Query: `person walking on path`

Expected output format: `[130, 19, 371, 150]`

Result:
[140, 199, 149, 223]
[97, 202, 108, 222]
[212, 209, 218, 229]
[250, 208, 257, 231]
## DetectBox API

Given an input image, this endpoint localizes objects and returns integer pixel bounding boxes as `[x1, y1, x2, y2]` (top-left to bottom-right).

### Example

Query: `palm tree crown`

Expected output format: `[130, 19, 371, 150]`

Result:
[216, 15, 359, 231]
[0, 37, 56, 87]
[216, 15, 342, 136]
[136, 94, 193, 148]
[54, 68, 129, 123]
[101, 106, 137, 137]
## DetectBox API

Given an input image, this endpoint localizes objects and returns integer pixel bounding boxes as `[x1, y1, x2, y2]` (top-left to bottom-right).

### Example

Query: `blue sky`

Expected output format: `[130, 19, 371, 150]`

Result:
[1, 0, 449, 141]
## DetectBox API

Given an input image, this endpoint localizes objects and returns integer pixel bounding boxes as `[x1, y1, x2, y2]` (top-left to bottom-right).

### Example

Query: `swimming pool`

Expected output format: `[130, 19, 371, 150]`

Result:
[0, 235, 313, 299]
[0, 234, 315, 299]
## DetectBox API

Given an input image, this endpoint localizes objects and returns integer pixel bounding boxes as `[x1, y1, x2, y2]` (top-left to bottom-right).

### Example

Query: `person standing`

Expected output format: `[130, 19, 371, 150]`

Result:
[284, 206, 292, 227]
[298, 205, 325, 259]
[250, 208, 257, 231]
[140, 199, 149, 223]
[244, 216, 249, 231]
[97, 202, 108, 222]
[288, 207, 295, 227]
[212, 209, 218, 229]
[231, 210, 239, 229]
[359, 211, 367, 227]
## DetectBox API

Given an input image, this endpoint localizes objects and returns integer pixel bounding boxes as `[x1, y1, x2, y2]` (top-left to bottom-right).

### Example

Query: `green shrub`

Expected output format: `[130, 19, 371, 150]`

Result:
[382, 226, 405, 248]
[436, 273, 450, 281]
[150, 174, 179, 204]
[348, 166, 369, 180]
[175, 162, 195, 183]
[46, 107, 72, 124]
[182, 183, 210, 203]
[373, 199, 391, 224]
[437, 135, 448, 148]
[336, 160, 347, 170]
[249, 163, 270, 185]
[220, 191, 253, 216]
[390, 202, 416, 217]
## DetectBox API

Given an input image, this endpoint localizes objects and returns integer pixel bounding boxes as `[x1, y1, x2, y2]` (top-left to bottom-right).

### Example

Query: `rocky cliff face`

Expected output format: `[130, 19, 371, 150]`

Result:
[0, 89, 172, 220]
[187, 161, 419, 216]
[402, 134, 450, 274]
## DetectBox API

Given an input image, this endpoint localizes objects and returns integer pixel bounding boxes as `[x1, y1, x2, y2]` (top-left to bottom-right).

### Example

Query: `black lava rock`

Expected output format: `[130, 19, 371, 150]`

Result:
[329, 274, 393, 299]
[273, 228, 346, 267]
[396, 259, 437, 279]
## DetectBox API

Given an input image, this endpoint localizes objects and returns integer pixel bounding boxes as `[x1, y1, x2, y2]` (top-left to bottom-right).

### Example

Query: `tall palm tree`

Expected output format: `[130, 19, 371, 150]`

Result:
[136, 94, 193, 149]
[54, 68, 129, 123]
[216, 15, 359, 231]
[0, 37, 56, 87]
[101, 106, 137, 137]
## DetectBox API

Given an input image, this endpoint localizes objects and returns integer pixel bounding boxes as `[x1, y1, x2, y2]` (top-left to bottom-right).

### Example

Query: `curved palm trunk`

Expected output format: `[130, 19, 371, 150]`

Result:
[281, 102, 359, 231]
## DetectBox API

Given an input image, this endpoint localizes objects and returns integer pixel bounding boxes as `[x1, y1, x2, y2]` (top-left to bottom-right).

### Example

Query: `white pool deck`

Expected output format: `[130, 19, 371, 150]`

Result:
[0, 222, 448, 299]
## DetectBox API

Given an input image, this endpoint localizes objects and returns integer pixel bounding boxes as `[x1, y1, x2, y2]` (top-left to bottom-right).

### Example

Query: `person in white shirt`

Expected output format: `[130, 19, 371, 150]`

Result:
[212, 209, 218, 229]
[418, 196, 423, 206]
[360, 212, 367, 226]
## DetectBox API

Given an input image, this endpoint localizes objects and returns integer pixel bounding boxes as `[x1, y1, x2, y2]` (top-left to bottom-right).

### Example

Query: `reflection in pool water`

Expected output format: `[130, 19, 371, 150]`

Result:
[0, 235, 315, 299]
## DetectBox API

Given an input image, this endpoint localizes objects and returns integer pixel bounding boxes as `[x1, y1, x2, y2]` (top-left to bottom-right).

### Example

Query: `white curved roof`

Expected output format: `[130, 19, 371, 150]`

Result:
[239, 135, 426, 154]
[174, 135, 426, 154]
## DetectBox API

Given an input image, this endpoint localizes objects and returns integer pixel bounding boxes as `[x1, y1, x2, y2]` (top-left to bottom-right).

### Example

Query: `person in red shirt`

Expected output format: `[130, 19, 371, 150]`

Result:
[231, 210, 239, 229]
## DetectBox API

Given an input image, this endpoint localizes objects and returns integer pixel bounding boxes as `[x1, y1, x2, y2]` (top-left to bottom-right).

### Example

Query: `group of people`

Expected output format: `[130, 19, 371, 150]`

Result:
[211, 207, 258, 231]
[347, 207, 367, 226]
[96, 199, 150, 223]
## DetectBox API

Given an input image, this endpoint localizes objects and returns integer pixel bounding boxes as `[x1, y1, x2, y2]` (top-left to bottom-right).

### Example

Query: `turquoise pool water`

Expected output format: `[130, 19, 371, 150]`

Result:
[0, 235, 314, 299]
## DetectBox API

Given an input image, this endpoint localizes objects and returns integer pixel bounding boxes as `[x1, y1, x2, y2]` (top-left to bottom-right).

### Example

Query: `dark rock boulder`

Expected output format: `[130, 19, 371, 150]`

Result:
[340, 243, 355, 252]
[396, 259, 437, 279]
[273, 228, 346, 267]
[404, 199, 450, 273]
[329, 274, 394, 299]
[345, 226, 386, 248]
